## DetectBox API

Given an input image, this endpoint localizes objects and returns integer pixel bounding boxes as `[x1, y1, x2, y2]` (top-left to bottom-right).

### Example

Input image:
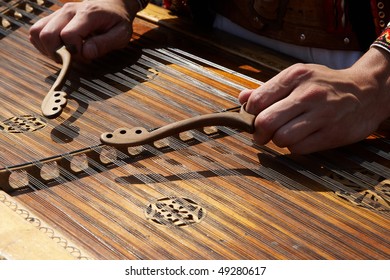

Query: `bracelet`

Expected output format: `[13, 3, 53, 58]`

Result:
[136, 0, 150, 10]
[371, 22, 390, 53]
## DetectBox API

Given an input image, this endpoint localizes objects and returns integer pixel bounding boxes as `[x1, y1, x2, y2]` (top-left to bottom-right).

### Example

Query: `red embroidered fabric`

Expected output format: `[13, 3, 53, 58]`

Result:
[163, 0, 190, 15]
[371, 23, 390, 52]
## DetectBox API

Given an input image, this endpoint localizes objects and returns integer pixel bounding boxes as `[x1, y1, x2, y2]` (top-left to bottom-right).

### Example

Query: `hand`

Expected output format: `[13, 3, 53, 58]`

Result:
[239, 47, 390, 154]
[29, 0, 139, 62]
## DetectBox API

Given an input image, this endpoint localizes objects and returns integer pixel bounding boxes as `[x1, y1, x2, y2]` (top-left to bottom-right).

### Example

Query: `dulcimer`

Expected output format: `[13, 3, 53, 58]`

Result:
[0, 0, 388, 259]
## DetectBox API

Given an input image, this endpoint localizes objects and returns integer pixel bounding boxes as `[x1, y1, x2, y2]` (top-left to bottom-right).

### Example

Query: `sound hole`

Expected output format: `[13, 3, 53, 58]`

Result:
[0, 115, 47, 133]
[145, 197, 206, 227]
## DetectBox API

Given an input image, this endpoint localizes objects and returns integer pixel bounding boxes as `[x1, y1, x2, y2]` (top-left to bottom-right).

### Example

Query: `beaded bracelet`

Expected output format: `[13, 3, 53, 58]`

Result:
[136, 0, 150, 10]
[371, 22, 390, 53]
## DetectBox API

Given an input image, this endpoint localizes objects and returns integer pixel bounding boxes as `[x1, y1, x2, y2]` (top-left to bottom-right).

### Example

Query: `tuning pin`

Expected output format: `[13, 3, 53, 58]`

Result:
[25, 3, 34, 13]
[13, 11, 23, 20]
[1, 18, 11, 29]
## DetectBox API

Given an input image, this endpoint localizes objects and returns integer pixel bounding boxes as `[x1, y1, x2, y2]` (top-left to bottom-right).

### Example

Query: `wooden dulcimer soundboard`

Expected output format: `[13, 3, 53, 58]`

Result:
[0, 1, 389, 260]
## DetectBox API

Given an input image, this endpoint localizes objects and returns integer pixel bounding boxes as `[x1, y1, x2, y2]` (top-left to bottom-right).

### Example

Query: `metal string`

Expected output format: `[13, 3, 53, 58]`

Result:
[1, 2, 389, 259]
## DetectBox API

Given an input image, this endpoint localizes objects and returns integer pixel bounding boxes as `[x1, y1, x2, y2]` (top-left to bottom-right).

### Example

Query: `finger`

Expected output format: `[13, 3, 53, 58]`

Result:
[238, 88, 254, 104]
[34, 11, 76, 60]
[60, 11, 130, 61]
[82, 23, 132, 60]
[58, 15, 93, 59]
[251, 93, 307, 145]
[29, 13, 56, 55]
[286, 129, 335, 154]
[286, 119, 369, 154]
[245, 64, 311, 115]
[271, 111, 323, 149]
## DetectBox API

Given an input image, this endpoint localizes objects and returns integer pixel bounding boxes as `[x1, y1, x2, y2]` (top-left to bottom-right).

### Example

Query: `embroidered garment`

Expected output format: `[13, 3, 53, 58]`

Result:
[371, 23, 390, 52]
[157, 1, 390, 51]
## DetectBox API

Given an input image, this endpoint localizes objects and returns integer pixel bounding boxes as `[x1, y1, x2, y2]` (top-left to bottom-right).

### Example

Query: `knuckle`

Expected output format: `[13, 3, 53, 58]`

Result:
[283, 63, 313, 84]
[38, 29, 52, 43]
[77, 1, 101, 17]
[287, 63, 311, 76]
[29, 18, 47, 37]
[250, 91, 266, 106]
[272, 129, 291, 148]
[255, 113, 275, 133]
[253, 113, 277, 144]
[59, 28, 73, 41]
[301, 86, 327, 102]
[29, 25, 40, 37]
[296, 84, 332, 108]
[61, 2, 78, 12]
[252, 131, 270, 146]
[61, 2, 90, 19]
[246, 89, 269, 114]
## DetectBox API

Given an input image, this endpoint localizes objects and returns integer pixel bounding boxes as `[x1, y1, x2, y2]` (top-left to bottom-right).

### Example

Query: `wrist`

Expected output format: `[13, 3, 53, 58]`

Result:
[348, 46, 390, 122]
[107, 0, 148, 20]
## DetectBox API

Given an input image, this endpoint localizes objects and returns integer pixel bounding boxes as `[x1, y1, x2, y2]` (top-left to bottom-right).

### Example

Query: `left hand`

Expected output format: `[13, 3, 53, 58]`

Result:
[29, 0, 137, 62]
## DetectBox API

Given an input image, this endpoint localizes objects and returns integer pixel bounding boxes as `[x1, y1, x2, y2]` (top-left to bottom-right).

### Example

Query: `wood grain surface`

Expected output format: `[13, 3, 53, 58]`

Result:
[0, 1, 389, 259]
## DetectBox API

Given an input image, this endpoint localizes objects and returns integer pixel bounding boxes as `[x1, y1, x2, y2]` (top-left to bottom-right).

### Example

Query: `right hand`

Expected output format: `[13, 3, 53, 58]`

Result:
[29, 0, 139, 62]
[238, 47, 390, 154]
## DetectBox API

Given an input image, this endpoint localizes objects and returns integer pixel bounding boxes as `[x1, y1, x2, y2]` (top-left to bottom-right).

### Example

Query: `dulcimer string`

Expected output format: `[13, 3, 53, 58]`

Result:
[4, 49, 388, 225]
[2, 13, 290, 258]
[12, 43, 322, 258]
[2, 0, 389, 259]
[3, 32, 386, 218]
[0, 3, 201, 248]
[136, 48, 390, 213]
